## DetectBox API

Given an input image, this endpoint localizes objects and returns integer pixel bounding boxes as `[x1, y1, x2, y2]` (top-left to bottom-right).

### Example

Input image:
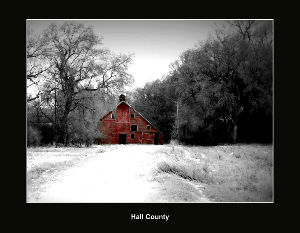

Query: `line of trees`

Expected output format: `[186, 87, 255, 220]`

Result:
[131, 21, 273, 145]
[27, 20, 272, 147]
[27, 22, 133, 146]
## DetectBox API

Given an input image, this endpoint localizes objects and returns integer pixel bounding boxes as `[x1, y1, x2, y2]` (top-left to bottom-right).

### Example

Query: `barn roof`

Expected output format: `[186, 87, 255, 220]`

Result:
[99, 101, 163, 134]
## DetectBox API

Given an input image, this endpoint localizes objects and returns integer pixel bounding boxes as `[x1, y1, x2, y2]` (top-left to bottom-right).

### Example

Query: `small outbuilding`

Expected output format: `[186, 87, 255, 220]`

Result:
[98, 94, 163, 144]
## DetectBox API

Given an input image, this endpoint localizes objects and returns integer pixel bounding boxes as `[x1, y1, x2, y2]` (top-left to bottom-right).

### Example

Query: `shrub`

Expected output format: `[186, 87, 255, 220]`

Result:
[27, 125, 41, 146]
[68, 117, 101, 147]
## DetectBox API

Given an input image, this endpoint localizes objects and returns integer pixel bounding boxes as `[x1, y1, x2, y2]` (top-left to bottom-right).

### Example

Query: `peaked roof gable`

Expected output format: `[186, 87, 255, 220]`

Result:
[100, 101, 162, 134]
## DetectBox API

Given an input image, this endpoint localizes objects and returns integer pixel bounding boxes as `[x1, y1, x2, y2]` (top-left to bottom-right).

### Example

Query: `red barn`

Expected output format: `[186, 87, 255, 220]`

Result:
[98, 94, 163, 144]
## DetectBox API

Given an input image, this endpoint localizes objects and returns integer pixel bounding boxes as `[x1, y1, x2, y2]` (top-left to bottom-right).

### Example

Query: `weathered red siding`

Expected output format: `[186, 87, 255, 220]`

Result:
[98, 101, 163, 144]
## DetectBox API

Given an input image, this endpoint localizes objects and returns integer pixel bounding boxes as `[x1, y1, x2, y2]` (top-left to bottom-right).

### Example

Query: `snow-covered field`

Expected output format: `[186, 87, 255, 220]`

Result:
[27, 144, 272, 202]
[27, 144, 218, 203]
[27, 146, 107, 171]
[26, 145, 186, 202]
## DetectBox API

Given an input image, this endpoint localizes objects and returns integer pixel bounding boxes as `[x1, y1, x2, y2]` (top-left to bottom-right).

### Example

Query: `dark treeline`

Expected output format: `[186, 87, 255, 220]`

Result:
[131, 21, 273, 145]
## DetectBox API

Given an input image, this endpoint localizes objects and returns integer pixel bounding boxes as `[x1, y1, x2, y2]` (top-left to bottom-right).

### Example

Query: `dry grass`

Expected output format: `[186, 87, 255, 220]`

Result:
[153, 173, 204, 202]
[158, 161, 214, 184]
[27, 161, 74, 185]
[156, 144, 273, 202]
[27, 160, 78, 202]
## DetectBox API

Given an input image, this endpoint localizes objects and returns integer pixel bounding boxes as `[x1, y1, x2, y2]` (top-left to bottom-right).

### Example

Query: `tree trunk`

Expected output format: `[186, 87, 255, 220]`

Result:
[60, 75, 75, 146]
[233, 124, 238, 144]
[61, 114, 68, 146]
[61, 95, 72, 146]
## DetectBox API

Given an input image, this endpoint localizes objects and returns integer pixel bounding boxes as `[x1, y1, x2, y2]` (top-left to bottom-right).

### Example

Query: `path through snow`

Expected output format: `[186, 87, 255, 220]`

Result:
[30, 145, 165, 202]
[27, 145, 211, 203]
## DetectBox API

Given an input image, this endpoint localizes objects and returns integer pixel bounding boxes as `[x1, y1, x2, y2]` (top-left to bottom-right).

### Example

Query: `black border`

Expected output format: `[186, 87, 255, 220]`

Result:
[6, 2, 288, 227]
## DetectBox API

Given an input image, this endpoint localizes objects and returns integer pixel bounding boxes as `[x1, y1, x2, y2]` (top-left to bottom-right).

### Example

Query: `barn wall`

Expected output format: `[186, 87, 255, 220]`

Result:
[99, 102, 163, 144]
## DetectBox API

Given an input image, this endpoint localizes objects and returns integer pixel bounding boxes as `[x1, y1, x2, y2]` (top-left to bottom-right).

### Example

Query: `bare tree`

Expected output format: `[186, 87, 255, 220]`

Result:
[27, 28, 51, 102]
[38, 22, 133, 145]
[231, 20, 256, 41]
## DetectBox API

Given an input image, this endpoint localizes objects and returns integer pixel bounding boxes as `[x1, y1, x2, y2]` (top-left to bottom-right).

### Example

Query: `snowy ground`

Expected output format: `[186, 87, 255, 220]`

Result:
[27, 145, 211, 203]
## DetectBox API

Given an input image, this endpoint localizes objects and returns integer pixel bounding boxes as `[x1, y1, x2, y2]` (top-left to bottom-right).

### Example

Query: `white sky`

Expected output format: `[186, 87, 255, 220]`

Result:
[27, 19, 228, 90]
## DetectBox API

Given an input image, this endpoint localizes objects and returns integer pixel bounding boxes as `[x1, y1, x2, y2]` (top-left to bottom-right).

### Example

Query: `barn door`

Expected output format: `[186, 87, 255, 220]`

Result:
[119, 134, 127, 144]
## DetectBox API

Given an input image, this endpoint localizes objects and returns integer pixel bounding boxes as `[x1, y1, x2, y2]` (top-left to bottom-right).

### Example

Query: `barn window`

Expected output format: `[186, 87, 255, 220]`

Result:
[131, 125, 137, 131]
[147, 125, 151, 130]
[130, 113, 135, 118]
[131, 134, 134, 139]
[111, 113, 115, 119]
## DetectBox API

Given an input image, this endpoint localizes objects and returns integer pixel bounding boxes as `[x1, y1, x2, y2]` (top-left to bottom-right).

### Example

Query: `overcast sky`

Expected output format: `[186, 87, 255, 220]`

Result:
[27, 19, 228, 89]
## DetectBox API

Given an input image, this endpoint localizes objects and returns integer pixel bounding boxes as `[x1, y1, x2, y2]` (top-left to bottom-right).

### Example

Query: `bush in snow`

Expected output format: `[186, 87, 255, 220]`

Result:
[68, 115, 101, 147]
[27, 125, 41, 146]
